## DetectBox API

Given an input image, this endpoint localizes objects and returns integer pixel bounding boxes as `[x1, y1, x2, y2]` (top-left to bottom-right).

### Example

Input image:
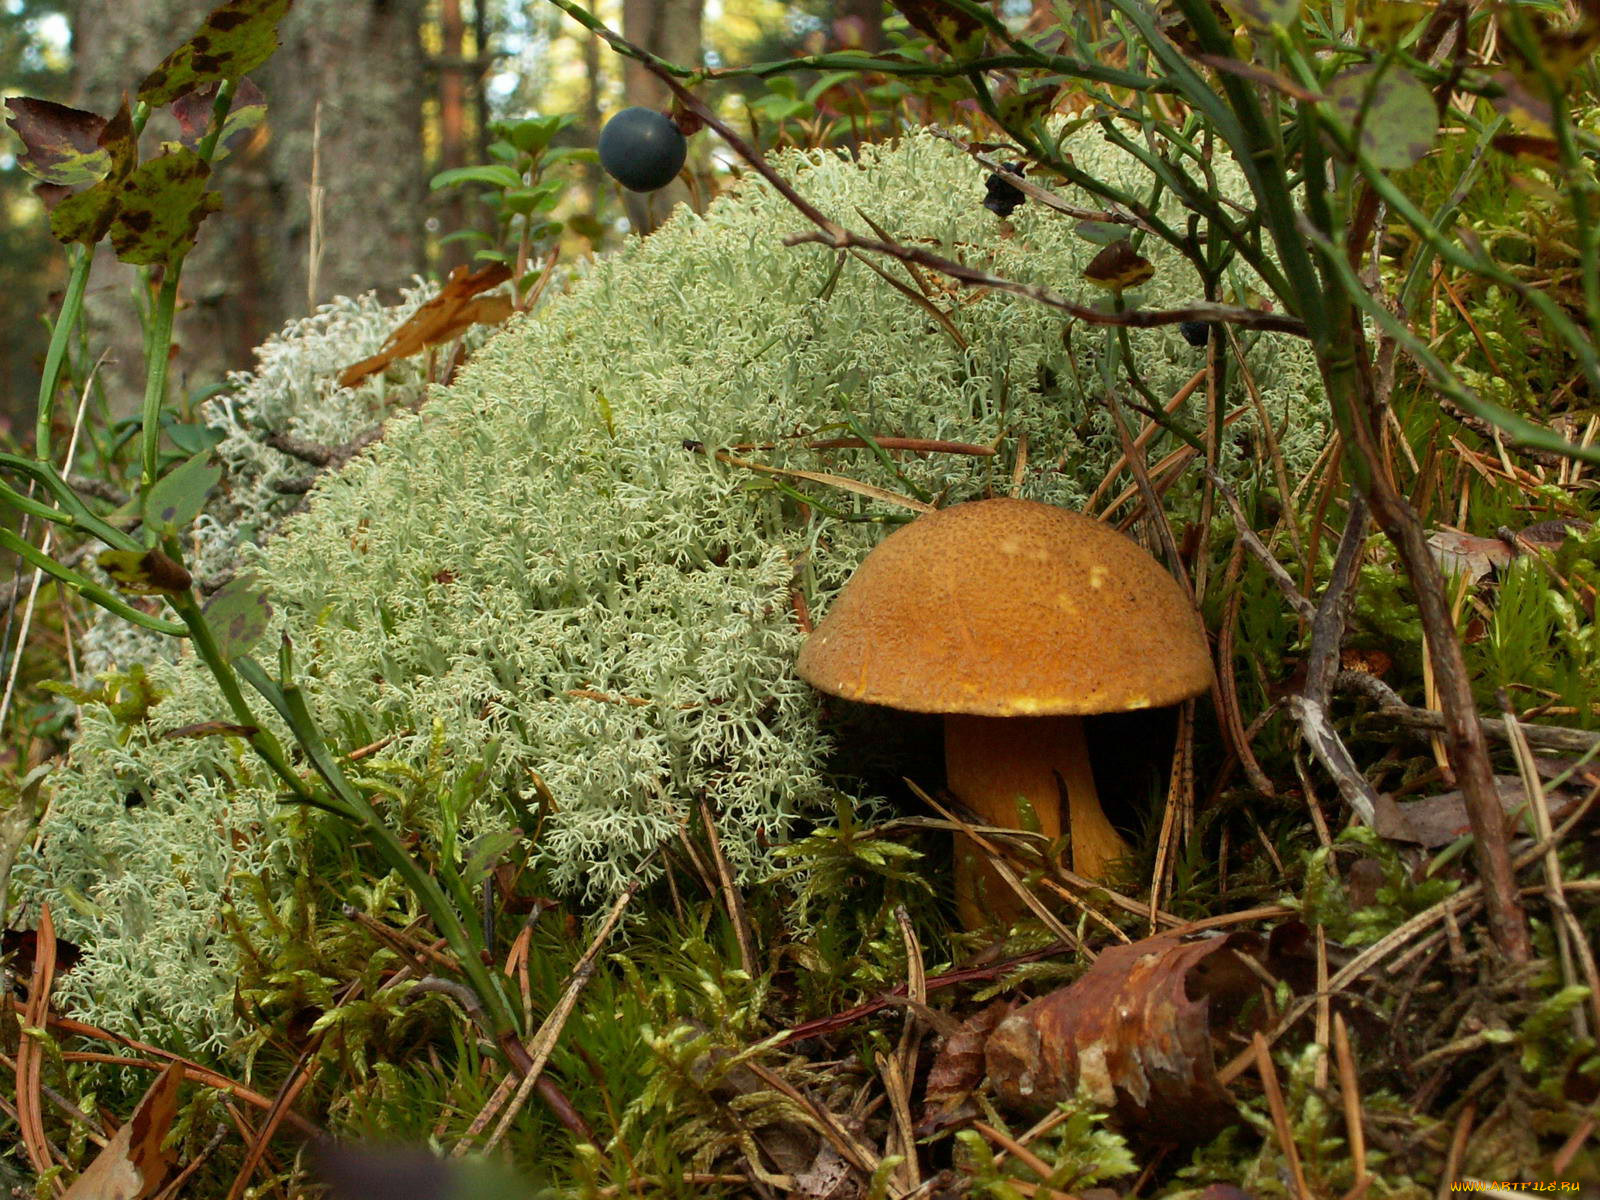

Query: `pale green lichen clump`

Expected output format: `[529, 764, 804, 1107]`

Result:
[78, 279, 488, 675]
[22, 128, 1325, 1046]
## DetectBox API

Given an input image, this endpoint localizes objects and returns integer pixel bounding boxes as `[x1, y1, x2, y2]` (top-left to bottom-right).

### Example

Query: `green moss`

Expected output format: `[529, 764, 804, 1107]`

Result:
[19, 128, 1326, 1046]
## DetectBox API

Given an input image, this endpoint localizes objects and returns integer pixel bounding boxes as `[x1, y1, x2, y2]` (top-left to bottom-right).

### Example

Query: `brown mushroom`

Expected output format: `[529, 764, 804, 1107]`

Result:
[796, 497, 1212, 927]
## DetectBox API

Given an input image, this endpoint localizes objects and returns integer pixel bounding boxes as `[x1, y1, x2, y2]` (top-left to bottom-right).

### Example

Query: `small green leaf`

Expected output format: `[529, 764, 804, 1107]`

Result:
[499, 180, 563, 216]
[143, 449, 221, 534]
[138, 0, 294, 107]
[805, 71, 860, 105]
[107, 148, 223, 265]
[750, 95, 812, 123]
[159, 412, 226, 455]
[540, 146, 600, 167]
[430, 164, 525, 192]
[497, 113, 573, 156]
[438, 228, 495, 247]
[461, 830, 520, 886]
[1073, 219, 1126, 245]
[1327, 64, 1438, 170]
[203, 573, 272, 661]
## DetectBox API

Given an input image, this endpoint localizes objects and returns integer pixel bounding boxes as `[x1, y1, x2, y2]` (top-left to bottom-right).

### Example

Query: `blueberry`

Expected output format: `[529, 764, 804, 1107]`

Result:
[983, 161, 1027, 217]
[1179, 320, 1212, 347]
[599, 107, 688, 193]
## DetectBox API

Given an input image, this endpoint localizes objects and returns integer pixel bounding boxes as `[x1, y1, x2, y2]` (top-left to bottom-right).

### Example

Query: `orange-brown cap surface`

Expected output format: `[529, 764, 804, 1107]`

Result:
[797, 498, 1212, 717]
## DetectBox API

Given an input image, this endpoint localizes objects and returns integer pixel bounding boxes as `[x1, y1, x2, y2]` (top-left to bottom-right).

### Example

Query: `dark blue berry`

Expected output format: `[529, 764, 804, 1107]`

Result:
[599, 107, 688, 193]
[983, 162, 1026, 217]
[1179, 320, 1212, 347]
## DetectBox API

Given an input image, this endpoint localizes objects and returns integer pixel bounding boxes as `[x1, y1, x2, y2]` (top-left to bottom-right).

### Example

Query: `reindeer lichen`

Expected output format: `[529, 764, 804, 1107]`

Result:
[21, 128, 1326, 1045]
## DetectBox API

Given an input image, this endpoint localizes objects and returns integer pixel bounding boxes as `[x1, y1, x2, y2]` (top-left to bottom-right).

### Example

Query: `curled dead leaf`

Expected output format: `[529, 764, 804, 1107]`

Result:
[63, 1062, 182, 1200]
[917, 998, 1014, 1134]
[985, 933, 1283, 1141]
[337, 263, 514, 389]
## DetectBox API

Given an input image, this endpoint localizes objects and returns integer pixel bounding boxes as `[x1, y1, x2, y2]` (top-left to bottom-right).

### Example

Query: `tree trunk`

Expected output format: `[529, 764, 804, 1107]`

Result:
[437, 0, 470, 271]
[69, 0, 428, 416]
[620, 0, 703, 235]
[261, 0, 428, 309]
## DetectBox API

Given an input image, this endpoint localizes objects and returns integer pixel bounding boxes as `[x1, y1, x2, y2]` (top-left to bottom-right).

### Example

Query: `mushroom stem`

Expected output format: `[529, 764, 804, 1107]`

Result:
[945, 713, 1131, 927]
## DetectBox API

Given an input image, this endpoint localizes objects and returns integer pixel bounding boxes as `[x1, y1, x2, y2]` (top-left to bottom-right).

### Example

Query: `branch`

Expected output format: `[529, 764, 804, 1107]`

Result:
[1337, 671, 1600, 756]
[784, 227, 1308, 335]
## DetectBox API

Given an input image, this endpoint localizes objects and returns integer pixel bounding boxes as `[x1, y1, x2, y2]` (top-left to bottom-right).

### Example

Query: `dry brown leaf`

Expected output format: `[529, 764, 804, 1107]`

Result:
[337, 263, 513, 389]
[985, 933, 1274, 1141]
[1396, 774, 1586, 848]
[63, 1062, 182, 1200]
[1427, 528, 1511, 583]
[917, 998, 1014, 1135]
[1426, 520, 1587, 584]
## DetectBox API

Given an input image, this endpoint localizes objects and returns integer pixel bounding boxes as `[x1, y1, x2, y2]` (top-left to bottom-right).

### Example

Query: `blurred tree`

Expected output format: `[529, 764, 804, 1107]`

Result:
[0, 0, 71, 440]
[67, 0, 429, 415]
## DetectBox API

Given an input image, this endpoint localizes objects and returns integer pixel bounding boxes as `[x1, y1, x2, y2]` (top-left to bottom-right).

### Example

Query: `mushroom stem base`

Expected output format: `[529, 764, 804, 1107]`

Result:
[945, 713, 1131, 928]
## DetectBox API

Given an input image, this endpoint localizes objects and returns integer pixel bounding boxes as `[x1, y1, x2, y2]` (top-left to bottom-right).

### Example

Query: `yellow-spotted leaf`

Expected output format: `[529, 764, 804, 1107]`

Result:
[1083, 240, 1155, 292]
[138, 0, 293, 107]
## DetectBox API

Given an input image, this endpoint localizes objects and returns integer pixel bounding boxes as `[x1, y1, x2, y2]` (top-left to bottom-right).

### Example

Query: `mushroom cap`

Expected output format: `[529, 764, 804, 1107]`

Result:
[797, 498, 1212, 717]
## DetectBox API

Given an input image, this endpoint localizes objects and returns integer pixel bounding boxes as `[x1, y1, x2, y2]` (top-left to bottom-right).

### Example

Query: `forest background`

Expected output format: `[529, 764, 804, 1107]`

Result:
[0, 0, 899, 423]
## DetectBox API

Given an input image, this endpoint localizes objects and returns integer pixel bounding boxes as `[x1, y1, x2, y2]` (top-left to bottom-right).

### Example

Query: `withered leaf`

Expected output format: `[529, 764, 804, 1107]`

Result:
[888, 0, 987, 57]
[1195, 54, 1324, 101]
[1083, 240, 1155, 292]
[4, 98, 113, 185]
[918, 998, 1014, 1135]
[107, 148, 223, 266]
[986, 933, 1274, 1141]
[997, 83, 1059, 128]
[1501, 9, 1600, 94]
[1339, 647, 1392, 676]
[1, 928, 83, 975]
[1356, 0, 1431, 46]
[172, 77, 267, 160]
[62, 1062, 182, 1200]
[1427, 520, 1584, 583]
[46, 99, 137, 247]
[1427, 528, 1511, 583]
[337, 263, 514, 388]
[1396, 775, 1585, 848]
[1490, 70, 1554, 138]
[139, 0, 294, 107]
[98, 549, 193, 596]
[1492, 133, 1562, 162]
